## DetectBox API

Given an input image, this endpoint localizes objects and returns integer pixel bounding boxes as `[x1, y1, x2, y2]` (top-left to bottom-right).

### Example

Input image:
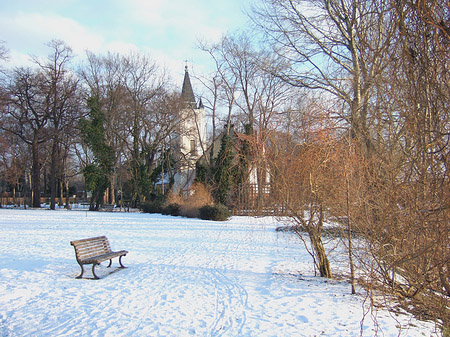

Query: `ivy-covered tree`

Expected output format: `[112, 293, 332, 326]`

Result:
[235, 123, 251, 203]
[212, 133, 235, 205]
[80, 96, 114, 210]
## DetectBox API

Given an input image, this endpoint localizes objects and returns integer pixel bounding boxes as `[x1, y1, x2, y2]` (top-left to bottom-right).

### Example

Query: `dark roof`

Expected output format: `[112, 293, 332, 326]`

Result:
[198, 97, 204, 109]
[181, 66, 196, 105]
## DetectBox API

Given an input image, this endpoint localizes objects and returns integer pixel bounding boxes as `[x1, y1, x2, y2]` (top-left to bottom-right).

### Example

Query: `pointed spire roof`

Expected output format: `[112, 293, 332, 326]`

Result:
[181, 65, 196, 106]
[198, 97, 204, 109]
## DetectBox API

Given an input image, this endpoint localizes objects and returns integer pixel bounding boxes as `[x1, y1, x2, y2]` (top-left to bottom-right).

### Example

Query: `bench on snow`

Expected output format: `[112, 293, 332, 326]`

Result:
[70, 236, 128, 279]
[102, 204, 115, 211]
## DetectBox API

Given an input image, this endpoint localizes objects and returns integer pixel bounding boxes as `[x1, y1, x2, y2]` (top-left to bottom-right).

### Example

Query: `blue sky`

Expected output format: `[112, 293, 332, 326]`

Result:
[0, 0, 251, 84]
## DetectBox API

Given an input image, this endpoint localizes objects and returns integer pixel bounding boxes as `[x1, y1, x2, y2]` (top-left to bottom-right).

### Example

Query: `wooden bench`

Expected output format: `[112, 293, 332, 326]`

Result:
[70, 236, 128, 279]
[101, 204, 115, 211]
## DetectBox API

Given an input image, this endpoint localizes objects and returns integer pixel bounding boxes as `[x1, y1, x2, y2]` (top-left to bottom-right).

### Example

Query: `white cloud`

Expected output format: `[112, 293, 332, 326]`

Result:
[0, 11, 106, 60]
[1, 0, 249, 79]
[113, 0, 232, 48]
[104, 41, 140, 56]
[122, 0, 166, 26]
[6, 49, 34, 69]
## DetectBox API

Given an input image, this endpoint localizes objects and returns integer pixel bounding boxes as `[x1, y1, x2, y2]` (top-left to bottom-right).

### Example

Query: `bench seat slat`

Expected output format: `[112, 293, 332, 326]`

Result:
[76, 247, 111, 255]
[80, 250, 128, 264]
[76, 242, 109, 248]
[70, 236, 108, 245]
[75, 242, 110, 249]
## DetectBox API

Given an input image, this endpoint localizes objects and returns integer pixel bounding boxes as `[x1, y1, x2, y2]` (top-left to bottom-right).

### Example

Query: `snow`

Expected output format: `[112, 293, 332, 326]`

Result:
[0, 208, 439, 336]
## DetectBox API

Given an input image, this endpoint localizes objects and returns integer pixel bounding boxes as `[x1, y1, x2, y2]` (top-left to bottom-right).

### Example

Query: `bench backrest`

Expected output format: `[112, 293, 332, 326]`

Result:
[70, 236, 112, 261]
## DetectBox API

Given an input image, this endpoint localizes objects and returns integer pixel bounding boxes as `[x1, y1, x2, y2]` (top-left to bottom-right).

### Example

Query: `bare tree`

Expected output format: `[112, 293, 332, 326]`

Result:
[0, 41, 8, 61]
[1, 41, 81, 208]
[202, 34, 291, 133]
[119, 52, 179, 205]
[354, 0, 450, 328]
[200, 33, 293, 211]
[414, 0, 450, 45]
[268, 127, 337, 278]
[2, 67, 51, 207]
[0, 131, 29, 206]
[199, 38, 239, 134]
[0, 41, 8, 78]
[195, 72, 221, 168]
[34, 40, 81, 209]
[80, 51, 183, 207]
[252, 0, 397, 156]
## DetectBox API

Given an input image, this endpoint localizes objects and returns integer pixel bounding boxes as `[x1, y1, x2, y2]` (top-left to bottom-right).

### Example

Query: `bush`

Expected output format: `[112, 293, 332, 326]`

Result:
[199, 204, 231, 221]
[181, 205, 200, 218]
[140, 201, 162, 213]
[141, 184, 227, 221]
[173, 182, 214, 219]
[165, 191, 184, 205]
[162, 203, 181, 216]
[140, 195, 166, 213]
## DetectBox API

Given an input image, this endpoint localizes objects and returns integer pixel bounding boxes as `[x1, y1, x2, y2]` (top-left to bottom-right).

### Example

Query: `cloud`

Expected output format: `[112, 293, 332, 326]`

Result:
[113, 0, 232, 48]
[1, 0, 249, 79]
[6, 50, 33, 69]
[103, 41, 141, 56]
[121, 0, 166, 26]
[0, 11, 106, 65]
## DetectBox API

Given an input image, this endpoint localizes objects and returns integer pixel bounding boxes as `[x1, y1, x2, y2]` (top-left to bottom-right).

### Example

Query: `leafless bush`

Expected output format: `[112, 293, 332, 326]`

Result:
[166, 182, 214, 218]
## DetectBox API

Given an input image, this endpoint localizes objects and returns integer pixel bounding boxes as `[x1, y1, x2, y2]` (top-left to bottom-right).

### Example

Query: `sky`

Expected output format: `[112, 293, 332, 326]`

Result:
[0, 0, 252, 85]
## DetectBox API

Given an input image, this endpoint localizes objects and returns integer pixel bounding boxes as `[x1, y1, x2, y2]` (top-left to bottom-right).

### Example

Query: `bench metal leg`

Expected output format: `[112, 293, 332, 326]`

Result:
[75, 258, 126, 279]
[76, 264, 85, 279]
[92, 263, 100, 280]
[119, 255, 126, 268]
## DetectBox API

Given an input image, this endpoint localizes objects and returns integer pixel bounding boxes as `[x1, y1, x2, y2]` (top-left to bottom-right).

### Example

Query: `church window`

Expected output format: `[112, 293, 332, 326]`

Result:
[190, 139, 197, 155]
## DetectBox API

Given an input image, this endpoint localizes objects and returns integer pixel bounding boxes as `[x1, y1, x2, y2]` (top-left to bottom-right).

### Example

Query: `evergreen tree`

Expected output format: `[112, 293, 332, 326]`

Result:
[236, 124, 252, 187]
[80, 96, 114, 210]
[213, 133, 235, 205]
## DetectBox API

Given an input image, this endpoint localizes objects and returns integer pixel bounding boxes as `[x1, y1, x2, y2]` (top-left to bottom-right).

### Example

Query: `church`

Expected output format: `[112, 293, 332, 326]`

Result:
[172, 66, 206, 194]
[164, 65, 271, 212]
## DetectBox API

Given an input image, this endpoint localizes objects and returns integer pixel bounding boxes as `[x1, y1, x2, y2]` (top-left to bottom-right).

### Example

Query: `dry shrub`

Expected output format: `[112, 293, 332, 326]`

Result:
[166, 183, 214, 218]
[181, 182, 214, 218]
[165, 191, 184, 206]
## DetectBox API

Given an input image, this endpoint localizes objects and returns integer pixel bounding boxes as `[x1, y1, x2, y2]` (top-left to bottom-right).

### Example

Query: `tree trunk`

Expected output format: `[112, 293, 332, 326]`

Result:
[59, 179, 64, 206]
[65, 180, 70, 209]
[346, 181, 356, 294]
[31, 136, 41, 208]
[50, 140, 58, 210]
[309, 230, 333, 278]
[307, 206, 333, 278]
[110, 180, 115, 206]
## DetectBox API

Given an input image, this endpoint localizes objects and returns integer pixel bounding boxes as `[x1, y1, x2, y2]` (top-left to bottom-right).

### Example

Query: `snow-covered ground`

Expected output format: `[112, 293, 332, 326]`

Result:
[0, 208, 439, 336]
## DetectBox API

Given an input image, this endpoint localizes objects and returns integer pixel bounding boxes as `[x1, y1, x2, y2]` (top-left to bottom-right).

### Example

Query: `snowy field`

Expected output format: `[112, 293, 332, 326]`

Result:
[0, 208, 439, 336]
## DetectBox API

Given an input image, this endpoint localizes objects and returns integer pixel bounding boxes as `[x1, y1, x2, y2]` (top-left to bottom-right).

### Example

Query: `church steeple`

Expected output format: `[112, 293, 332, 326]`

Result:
[181, 65, 196, 107]
[173, 63, 207, 195]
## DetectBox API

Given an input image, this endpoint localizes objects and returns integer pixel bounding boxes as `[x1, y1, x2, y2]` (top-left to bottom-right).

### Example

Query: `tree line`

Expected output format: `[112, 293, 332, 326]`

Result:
[0, 41, 186, 210]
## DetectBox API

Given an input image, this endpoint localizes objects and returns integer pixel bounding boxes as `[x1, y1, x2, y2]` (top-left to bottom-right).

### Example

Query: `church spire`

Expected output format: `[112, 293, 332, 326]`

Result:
[181, 65, 196, 107]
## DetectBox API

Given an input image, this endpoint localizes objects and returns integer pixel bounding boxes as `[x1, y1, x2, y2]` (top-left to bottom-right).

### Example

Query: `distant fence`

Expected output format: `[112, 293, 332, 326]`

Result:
[0, 196, 79, 206]
[233, 183, 287, 216]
